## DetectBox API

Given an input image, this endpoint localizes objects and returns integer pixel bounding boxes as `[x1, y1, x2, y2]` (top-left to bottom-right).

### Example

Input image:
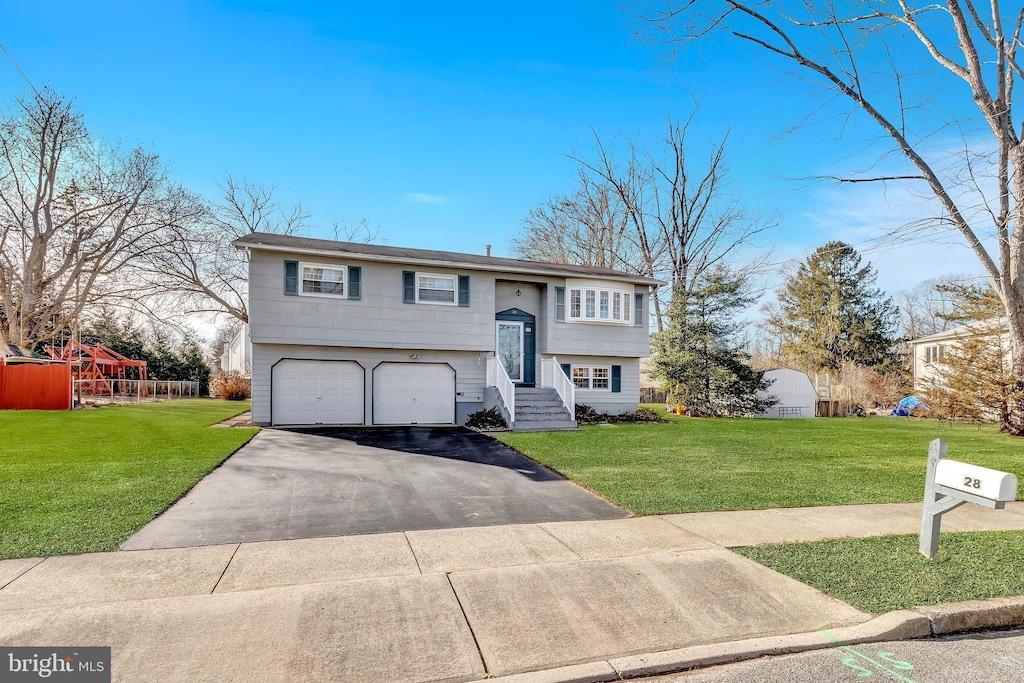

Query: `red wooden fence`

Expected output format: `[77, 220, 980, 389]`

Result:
[0, 361, 72, 410]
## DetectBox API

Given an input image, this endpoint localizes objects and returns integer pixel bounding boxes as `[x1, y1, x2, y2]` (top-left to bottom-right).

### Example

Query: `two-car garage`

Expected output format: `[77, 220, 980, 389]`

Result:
[270, 359, 455, 427]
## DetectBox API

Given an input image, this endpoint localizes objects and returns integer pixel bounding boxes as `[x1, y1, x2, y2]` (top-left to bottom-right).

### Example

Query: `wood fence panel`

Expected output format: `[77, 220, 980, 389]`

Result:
[0, 362, 72, 410]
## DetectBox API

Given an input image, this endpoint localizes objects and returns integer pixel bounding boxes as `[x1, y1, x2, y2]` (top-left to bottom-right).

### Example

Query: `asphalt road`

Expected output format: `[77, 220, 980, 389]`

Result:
[650, 629, 1024, 682]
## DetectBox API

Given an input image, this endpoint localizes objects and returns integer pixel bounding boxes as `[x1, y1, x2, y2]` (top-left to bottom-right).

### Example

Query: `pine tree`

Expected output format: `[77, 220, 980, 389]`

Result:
[923, 325, 1018, 425]
[923, 283, 1019, 425]
[652, 268, 776, 417]
[769, 241, 898, 371]
[935, 281, 1004, 326]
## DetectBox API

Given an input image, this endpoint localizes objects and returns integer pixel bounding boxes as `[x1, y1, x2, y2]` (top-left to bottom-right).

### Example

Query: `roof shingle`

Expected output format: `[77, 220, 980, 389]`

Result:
[233, 232, 664, 286]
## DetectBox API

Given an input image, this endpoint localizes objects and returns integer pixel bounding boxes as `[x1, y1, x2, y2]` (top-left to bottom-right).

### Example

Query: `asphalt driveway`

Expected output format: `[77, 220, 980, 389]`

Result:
[122, 427, 627, 549]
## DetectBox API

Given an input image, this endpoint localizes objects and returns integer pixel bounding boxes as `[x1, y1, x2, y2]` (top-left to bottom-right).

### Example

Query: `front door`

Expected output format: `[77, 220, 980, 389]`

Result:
[497, 321, 524, 382]
[495, 308, 536, 385]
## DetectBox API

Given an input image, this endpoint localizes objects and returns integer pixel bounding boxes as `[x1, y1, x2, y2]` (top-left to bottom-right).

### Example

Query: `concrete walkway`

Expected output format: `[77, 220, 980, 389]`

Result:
[2, 503, 1024, 682]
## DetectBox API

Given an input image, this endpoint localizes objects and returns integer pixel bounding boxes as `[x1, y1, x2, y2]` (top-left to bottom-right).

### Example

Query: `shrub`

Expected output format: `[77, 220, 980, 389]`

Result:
[210, 372, 251, 400]
[574, 403, 602, 425]
[606, 407, 667, 424]
[465, 407, 507, 430]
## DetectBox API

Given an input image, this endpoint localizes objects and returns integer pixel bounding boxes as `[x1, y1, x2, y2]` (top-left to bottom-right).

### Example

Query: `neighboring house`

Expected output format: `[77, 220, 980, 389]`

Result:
[755, 368, 817, 418]
[0, 341, 39, 362]
[234, 233, 662, 430]
[909, 318, 1009, 394]
[220, 324, 251, 376]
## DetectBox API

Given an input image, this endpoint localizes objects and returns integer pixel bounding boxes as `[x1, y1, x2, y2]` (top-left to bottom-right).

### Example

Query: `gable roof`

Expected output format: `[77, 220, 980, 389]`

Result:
[909, 318, 1008, 344]
[234, 233, 664, 287]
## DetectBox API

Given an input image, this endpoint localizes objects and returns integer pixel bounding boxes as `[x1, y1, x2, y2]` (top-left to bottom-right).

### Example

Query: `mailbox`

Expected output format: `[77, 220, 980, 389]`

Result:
[934, 460, 1017, 502]
[920, 439, 1019, 560]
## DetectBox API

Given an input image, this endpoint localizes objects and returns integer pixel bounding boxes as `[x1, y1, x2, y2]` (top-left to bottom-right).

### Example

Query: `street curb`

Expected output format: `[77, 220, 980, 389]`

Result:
[913, 595, 1024, 635]
[472, 596, 1024, 682]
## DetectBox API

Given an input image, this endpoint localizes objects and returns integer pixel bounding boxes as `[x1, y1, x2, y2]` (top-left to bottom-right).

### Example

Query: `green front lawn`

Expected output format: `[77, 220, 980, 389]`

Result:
[736, 531, 1024, 614]
[0, 400, 256, 559]
[496, 408, 1024, 514]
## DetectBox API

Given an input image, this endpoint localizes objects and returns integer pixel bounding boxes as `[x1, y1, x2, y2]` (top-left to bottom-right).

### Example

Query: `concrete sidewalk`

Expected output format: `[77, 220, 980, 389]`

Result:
[2, 503, 1024, 682]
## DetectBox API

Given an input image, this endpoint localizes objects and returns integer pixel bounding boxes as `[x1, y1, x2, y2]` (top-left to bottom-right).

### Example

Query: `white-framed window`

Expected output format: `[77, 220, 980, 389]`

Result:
[417, 273, 457, 305]
[570, 289, 581, 318]
[301, 262, 346, 297]
[566, 282, 635, 324]
[924, 344, 945, 364]
[572, 365, 611, 390]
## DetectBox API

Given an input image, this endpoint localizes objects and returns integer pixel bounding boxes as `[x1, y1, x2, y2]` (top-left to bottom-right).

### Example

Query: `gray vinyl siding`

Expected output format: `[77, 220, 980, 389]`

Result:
[556, 355, 641, 414]
[248, 250, 494, 351]
[251, 343, 487, 426]
[539, 284, 651, 358]
[494, 281, 542, 316]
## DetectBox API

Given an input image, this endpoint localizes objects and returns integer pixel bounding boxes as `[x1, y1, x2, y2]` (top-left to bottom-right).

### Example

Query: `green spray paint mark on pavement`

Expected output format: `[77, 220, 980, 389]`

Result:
[820, 630, 917, 682]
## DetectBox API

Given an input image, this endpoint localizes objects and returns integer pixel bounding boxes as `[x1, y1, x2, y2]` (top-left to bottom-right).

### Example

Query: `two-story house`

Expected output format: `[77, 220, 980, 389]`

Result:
[235, 233, 661, 430]
[909, 318, 1010, 394]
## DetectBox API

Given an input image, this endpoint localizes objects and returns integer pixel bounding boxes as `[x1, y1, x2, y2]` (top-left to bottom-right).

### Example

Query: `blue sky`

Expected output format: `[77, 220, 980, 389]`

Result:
[0, 1, 986, 295]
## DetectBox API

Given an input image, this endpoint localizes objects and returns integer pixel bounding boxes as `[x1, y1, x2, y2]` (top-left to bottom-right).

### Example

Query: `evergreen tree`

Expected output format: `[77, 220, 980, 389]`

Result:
[652, 268, 776, 417]
[144, 328, 186, 381]
[769, 242, 898, 371]
[923, 282, 1017, 426]
[177, 336, 212, 394]
[79, 311, 212, 390]
[79, 308, 147, 378]
[923, 324, 1018, 425]
[935, 281, 1004, 326]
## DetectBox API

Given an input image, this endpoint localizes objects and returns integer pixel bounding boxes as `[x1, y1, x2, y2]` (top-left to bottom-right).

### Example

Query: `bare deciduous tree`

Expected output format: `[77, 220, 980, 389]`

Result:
[142, 175, 309, 323]
[145, 179, 387, 325]
[329, 216, 386, 245]
[639, 0, 1024, 434]
[896, 274, 975, 339]
[513, 110, 774, 330]
[0, 88, 197, 349]
[511, 168, 638, 270]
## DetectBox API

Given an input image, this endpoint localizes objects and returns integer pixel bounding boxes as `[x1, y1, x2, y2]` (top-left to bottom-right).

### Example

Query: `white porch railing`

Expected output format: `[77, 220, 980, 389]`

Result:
[486, 356, 516, 423]
[541, 356, 575, 419]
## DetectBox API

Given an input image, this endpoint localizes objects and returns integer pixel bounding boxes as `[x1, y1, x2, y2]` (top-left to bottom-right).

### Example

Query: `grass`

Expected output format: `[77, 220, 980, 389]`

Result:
[0, 399, 256, 559]
[496, 406, 1024, 514]
[736, 531, 1024, 614]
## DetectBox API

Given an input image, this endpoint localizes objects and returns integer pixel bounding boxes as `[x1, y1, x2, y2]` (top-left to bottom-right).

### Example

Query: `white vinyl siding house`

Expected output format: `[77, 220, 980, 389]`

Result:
[909, 319, 1010, 394]
[237, 233, 661, 428]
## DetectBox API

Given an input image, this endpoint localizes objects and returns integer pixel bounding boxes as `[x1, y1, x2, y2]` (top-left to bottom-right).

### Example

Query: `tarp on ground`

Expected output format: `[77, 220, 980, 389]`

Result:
[891, 395, 929, 416]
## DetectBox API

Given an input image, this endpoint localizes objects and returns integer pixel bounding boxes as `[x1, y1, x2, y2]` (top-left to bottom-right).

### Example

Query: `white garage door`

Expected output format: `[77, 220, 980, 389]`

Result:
[373, 363, 455, 425]
[272, 360, 364, 426]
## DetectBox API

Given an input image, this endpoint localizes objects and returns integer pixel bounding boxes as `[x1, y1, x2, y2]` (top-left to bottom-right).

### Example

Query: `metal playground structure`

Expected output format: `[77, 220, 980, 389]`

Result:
[45, 339, 149, 396]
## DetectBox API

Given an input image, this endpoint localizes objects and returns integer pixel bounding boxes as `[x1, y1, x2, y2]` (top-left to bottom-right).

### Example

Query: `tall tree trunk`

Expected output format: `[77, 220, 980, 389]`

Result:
[1007, 305, 1024, 435]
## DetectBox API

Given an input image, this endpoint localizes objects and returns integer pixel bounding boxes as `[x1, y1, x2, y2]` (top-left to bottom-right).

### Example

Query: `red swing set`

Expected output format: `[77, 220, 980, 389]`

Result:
[45, 339, 148, 395]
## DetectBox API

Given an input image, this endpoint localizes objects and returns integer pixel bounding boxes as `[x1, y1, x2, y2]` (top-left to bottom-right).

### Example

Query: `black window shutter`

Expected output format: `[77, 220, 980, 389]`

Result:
[458, 275, 470, 307]
[634, 293, 643, 327]
[611, 365, 622, 393]
[403, 271, 415, 303]
[347, 266, 361, 300]
[284, 260, 299, 296]
[560, 363, 571, 379]
[555, 287, 565, 321]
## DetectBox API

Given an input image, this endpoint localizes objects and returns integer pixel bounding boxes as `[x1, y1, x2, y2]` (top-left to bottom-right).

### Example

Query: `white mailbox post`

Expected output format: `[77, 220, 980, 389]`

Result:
[920, 438, 1018, 559]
